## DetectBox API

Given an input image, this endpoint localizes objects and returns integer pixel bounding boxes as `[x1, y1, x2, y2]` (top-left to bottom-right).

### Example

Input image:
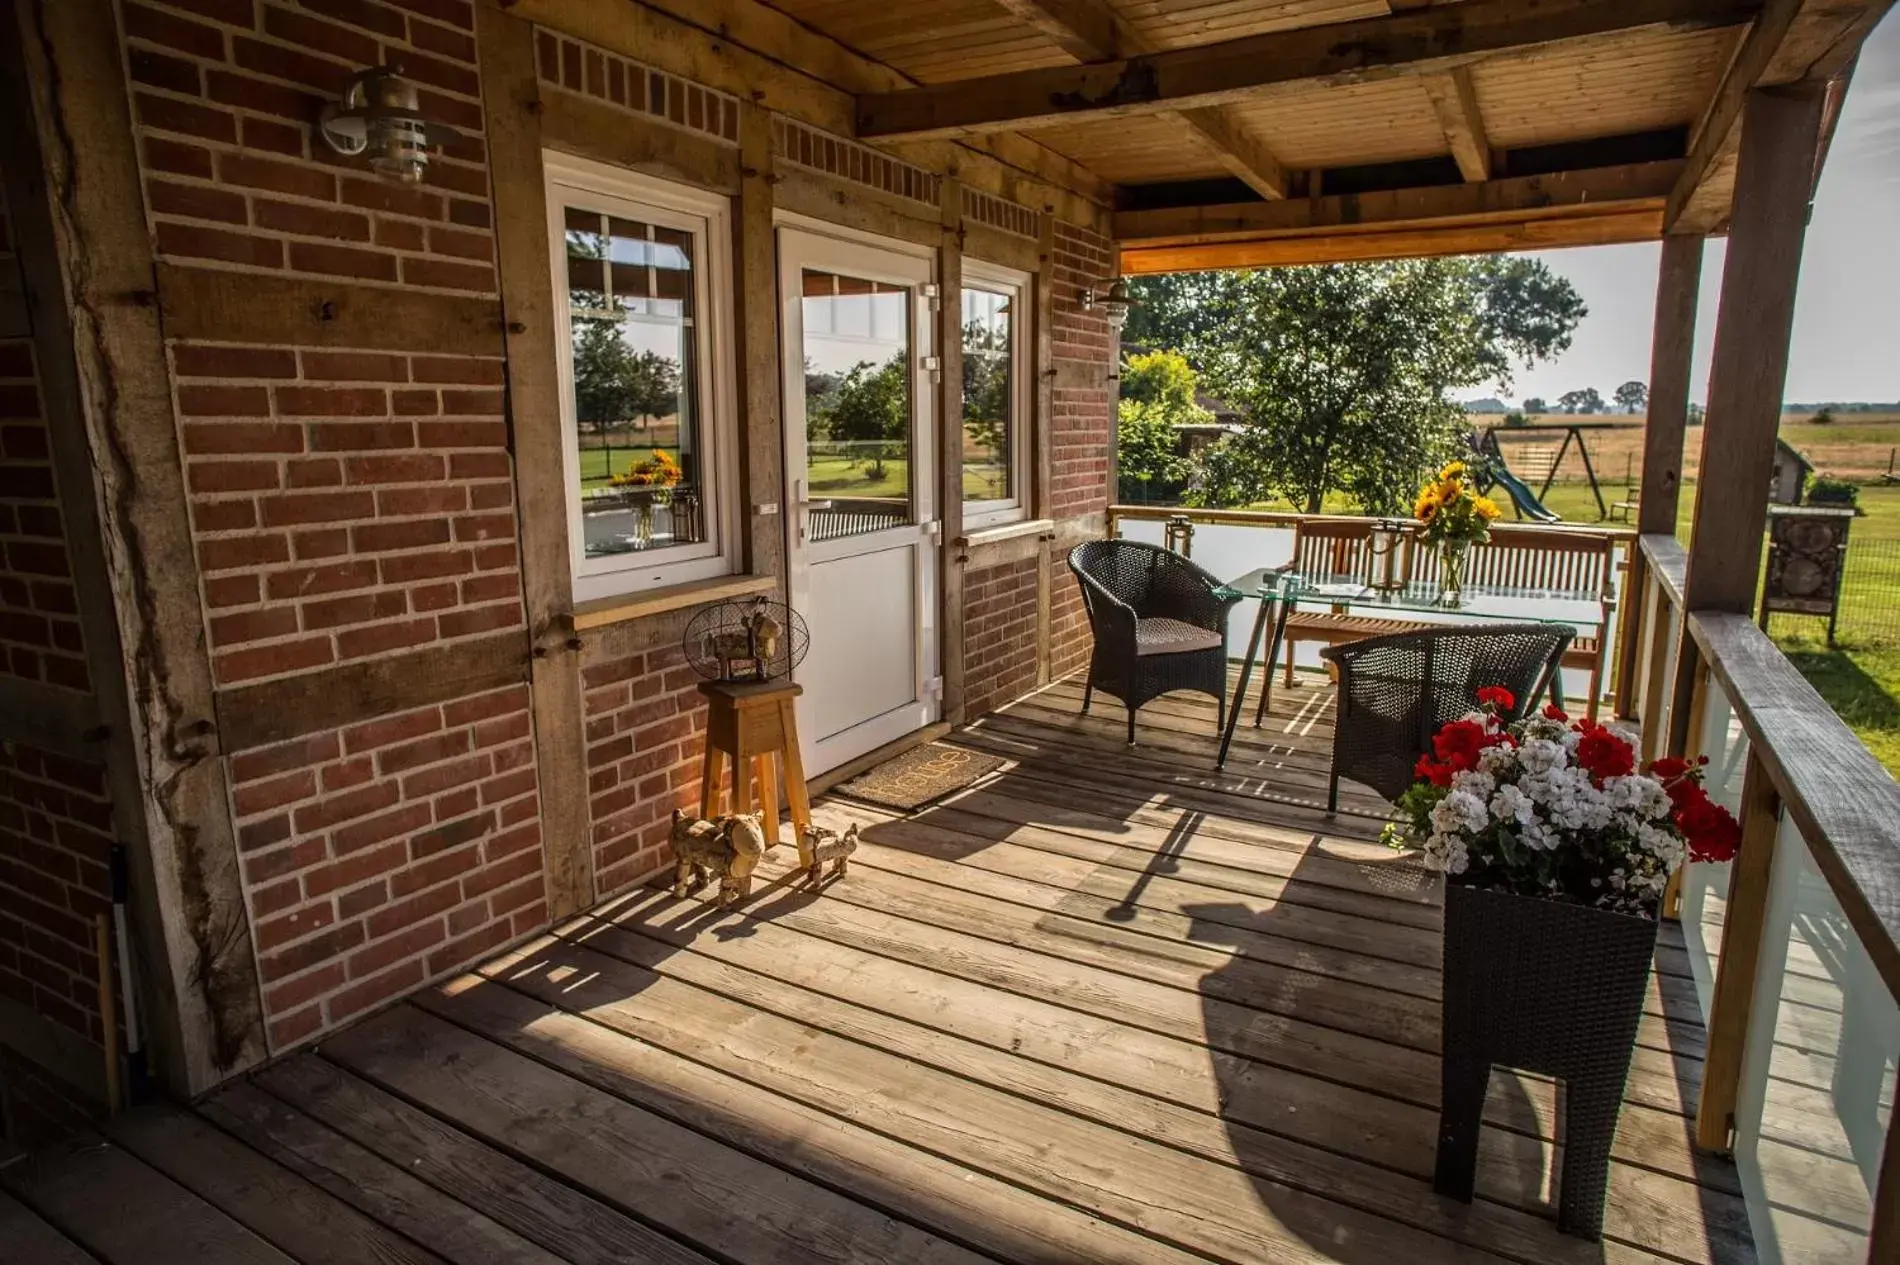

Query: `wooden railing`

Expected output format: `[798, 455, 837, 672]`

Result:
[1630, 534, 1900, 1258]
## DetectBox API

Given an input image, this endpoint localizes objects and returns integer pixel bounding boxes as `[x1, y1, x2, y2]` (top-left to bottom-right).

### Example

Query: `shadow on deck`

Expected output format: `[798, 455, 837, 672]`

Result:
[2, 672, 1748, 1265]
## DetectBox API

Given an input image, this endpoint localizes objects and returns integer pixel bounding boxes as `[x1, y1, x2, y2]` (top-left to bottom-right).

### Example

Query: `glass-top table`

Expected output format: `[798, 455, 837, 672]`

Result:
[1216, 565, 1605, 769]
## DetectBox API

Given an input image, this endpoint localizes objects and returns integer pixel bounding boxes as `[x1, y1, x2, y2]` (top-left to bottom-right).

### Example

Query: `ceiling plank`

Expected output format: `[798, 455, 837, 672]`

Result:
[1115, 160, 1684, 247]
[991, 0, 1288, 198]
[1421, 68, 1492, 182]
[856, 0, 1762, 141]
[1119, 209, 1667, 274]
[1667, 0, 1893, 233]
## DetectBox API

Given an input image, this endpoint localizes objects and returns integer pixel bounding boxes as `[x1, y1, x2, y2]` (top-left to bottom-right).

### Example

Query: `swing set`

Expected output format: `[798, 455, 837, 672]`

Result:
[1476, 422, 1616, 520]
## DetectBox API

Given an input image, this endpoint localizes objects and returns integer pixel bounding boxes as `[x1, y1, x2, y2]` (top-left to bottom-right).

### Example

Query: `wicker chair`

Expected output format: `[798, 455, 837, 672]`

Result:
[1068, 540, 1241, 744]
[1320, 622, 1574, 813]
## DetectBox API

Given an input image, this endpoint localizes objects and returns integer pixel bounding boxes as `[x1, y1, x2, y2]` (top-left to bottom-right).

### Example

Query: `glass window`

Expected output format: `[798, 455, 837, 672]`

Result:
[548, 157, 735, 599]
[801, 269, 914, 539]
[961, 261, 1030, 529]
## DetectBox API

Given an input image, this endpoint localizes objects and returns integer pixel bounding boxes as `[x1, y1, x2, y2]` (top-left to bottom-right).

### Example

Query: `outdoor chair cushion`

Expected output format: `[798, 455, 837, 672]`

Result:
[1135, 617, 1225, 656]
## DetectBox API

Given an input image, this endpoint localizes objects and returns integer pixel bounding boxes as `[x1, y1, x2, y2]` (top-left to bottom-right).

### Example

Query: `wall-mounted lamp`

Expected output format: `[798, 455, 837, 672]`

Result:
[1081, 277, 1137, 334]
[318, 66, 457, 184]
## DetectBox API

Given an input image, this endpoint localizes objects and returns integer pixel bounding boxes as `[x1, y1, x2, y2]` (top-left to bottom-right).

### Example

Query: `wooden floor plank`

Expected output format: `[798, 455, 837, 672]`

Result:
[106, 1104, 443, 1265]
[321, 1005, 995, 1265]
[199, 1084, 567, 1265]
[251, 1058, 717, 1265]
[418, 973, 1214, 1265]
[2, 1135, 294, 1264]
[0, 1186, 97, 1264]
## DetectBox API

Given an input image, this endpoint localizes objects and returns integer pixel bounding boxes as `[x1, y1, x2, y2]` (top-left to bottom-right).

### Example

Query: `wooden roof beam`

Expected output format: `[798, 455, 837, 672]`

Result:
[1422, 68, 1492, 182]
[1667, 0, 1892, 232]
[856, 0, 1762, 141]
[991, 0, 1288, 198]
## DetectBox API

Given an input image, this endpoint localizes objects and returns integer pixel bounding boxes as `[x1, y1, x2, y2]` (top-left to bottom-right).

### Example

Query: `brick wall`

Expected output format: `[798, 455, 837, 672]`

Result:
[0, 745, 116, 1050]
[963, 557, 1039, 718]
[225, 684, 540, 1050]
[582, 645, 707, 898]
[126, 0, 494, 293]
[170, 344, 520, 686]
[1048, 221, 1115, 523]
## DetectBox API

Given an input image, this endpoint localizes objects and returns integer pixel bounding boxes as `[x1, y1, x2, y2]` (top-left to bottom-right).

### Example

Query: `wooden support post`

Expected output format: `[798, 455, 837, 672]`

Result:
[1695, 748, 1782, 1153]
[736, 101, 785, 589]
[1870, 1095, 1900, 1263]
[1639, 235, 1704, 537]
[1639, 582, 1674, 765]
[1672, 85, 1825, 756]
[937, 177, 967, 726]
[1613, 546, 1648, 720]
[477, 5, 593, 919]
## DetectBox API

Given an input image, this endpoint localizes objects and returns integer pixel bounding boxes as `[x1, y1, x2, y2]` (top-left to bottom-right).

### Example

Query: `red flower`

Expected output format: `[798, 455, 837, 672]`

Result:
[1676, 790, 1742, 863]
[1414, 754, 1456, 788]
[1432, 719, 1490, 772]
[1542, 703, 1569, 721]
[1575, 726, 1636, 783]
[1476, 686, 1516, 712]
[1646, 756, 1692, 782]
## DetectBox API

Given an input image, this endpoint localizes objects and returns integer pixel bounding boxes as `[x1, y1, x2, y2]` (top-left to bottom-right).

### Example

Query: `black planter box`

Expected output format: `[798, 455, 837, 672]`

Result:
[1433, 882, 1661, 1239]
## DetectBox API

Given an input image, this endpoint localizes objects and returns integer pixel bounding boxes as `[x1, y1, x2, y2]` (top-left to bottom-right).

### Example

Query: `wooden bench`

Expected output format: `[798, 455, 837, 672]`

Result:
[1281, 519, 1622, 718]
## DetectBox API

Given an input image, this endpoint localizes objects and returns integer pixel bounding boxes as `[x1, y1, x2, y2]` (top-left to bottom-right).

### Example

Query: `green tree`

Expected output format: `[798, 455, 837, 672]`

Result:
[1522, 396, 1548, 414]
[1558, 387, 1605, 415]
[1127, 258, 1582, 514]
[1614, 380, 1649, 414]
[827, 355, 910, 479]
[961, 318, 1012, 467]
[1115, 350, 1209, 501]
[572, 320, 682, 484]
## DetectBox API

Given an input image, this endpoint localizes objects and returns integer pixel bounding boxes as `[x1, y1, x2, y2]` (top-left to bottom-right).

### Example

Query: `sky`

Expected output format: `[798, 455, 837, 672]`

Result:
[1464, 13, 1900, 409]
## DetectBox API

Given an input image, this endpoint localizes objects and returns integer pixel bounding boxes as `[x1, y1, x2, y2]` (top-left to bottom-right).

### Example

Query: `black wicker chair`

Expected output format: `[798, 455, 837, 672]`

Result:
[1068, 540, 1242, 744]
[1320, 622, 1574, 813]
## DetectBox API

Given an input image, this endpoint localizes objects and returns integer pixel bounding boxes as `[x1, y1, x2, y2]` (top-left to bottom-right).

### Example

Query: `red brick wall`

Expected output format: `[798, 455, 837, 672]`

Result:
[0, 745, 116, 1050]
[963, 557, 1039, 718]
[582, 645, 707, 898]
[1048, 221, 1115, 523]
[225, 684, 540, 1050]
[170, 344, 520, 686]
[125, 0, 494, 293]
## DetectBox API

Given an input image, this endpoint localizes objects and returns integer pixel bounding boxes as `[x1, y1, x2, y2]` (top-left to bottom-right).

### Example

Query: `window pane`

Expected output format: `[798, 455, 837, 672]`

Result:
[961, 285, 1013, 505]
[801, 269, 912, 540]
[566, 203, 705, 558]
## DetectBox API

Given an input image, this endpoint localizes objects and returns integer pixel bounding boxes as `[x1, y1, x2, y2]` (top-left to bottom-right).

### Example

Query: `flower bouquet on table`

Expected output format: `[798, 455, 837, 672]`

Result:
[1412, 461, 1500, 605]
[1389, 687, 1740, 1240]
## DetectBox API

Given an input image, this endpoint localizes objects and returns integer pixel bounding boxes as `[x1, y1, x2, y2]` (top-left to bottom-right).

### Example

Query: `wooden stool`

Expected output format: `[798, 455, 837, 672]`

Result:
[698, 679, 813, 869]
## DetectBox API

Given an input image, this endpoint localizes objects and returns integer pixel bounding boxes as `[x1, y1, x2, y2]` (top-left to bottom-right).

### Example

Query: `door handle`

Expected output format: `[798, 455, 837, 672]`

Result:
[803, 499, 835, 511]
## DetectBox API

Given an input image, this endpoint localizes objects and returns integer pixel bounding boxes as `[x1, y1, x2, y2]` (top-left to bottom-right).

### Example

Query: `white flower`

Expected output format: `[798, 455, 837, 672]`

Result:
[1452, 770, 1496, 802]
[1517, 738, 1565, 775]
[1490, 783, 1536, 827]
[1478, 744, 1518, 776]
[1431, 789, 1489, 836]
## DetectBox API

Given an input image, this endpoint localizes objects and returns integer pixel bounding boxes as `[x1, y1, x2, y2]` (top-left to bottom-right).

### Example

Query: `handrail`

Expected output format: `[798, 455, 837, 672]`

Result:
[1639, 533, 1687, 611]
[1108, 502, 1636, 544]
[1687, 610, 1900, 1002]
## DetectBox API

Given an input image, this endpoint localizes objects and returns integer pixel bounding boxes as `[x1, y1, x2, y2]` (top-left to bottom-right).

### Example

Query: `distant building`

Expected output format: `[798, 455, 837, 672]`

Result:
[1772, 438, 1813, 504]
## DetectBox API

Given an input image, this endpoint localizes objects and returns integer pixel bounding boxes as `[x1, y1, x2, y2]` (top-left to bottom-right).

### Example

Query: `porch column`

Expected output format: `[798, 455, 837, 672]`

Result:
[1615, 233, 1703, 718]
[1669, 84, 1826, 753]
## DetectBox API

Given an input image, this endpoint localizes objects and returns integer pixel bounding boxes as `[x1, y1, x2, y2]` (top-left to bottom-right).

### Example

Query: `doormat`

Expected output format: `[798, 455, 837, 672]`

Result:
[833, 743, 1005, 812]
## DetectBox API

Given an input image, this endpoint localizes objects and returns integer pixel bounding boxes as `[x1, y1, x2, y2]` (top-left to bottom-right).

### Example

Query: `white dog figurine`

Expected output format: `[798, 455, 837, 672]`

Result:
[670, 810, 767, 907]
[801, 822, 860, 885]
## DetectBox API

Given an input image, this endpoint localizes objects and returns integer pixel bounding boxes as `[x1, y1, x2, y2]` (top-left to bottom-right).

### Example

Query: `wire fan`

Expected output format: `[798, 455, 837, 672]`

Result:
[682, 598, 809, 683]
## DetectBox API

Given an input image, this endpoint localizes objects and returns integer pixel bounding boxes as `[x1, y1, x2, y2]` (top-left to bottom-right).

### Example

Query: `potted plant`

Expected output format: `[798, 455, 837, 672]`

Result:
[1413, 461, 1500, 605]
[1388, 690, 1740, 1239]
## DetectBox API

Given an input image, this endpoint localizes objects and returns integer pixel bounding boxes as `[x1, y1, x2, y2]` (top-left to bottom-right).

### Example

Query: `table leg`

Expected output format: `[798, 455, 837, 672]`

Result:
[1219, 595, 1273, 769]
[1255, 596, 1292, 727]
[733, 753, 753, 817]
[757, 754, 779, 850]
[779, 699, 814, 870]
[700, 744, 724, 818]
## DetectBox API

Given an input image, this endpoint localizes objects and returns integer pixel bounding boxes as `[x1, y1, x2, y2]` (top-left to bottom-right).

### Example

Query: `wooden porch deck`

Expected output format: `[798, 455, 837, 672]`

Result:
[2, 672, 1749, 1265]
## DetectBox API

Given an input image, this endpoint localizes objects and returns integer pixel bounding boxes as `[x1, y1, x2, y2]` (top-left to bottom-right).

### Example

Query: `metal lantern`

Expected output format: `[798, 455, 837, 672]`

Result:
[1366, 518, 1410, 593]
[683, 598, 810, 684]
[318, 67, 457, 185]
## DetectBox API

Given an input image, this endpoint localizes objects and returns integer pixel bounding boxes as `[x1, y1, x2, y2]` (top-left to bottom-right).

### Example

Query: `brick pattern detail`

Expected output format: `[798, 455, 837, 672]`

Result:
[534, 27, 739, 146]
[0, 745, 115, 1049]
[169, 343, 523, 686]
[581, 645, 707, 897]
[226, 684, 543, 1051]
[962, 187, 1040, 240]
[964, 557, 1040, 718]
[773, 117, 939, 207]
[1049, 555, 1089, 683]
[124, 0, 496, 293]
[1049, 221, 1115, 522]
[0, 338, 90, 694]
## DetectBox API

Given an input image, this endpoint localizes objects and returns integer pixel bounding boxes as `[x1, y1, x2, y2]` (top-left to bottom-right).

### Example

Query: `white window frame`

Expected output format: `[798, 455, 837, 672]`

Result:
[545, 152, 740, 601]
[959, 258, 1033, 531]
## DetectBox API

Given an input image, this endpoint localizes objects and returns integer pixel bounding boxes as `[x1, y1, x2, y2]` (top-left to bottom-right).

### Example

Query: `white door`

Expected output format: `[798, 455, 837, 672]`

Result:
[778, 225, 940, 774]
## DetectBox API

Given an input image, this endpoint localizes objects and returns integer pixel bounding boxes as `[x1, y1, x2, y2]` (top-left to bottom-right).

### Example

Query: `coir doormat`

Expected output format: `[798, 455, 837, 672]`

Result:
[833, 743, 1005, 812]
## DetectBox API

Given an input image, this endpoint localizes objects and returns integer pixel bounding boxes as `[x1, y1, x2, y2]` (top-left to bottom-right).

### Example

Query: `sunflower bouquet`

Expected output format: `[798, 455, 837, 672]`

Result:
[609, 448, 684, 491]
[1413, 461, 1500, 603]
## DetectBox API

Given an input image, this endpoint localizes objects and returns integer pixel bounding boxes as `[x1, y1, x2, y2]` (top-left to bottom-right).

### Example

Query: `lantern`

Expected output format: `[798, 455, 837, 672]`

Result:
[1366, 518, 1410, 593]
[318, 67, 457, 185]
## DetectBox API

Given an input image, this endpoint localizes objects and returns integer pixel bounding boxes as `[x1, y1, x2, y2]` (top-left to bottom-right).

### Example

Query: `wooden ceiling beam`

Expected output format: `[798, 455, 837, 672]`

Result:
[1666, 0, 1892, 233]
[856, 0, 1762, 141]
[1114, 160, 1684, 248]
[1421, 68, 1492, 182]
[991, 0, 1288, 198]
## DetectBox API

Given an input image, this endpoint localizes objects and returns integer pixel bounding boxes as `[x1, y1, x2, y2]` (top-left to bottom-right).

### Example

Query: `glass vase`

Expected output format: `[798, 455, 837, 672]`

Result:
[1438, 541, 1467, 607]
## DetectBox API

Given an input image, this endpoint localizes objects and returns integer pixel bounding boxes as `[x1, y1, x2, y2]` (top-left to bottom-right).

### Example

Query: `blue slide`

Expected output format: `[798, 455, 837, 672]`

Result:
[1488, 462, 1563, 523]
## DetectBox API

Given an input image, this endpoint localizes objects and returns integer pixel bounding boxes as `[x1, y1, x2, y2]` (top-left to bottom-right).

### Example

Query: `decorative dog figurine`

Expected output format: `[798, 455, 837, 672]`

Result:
[801, 822, 860, 885]
[669, 810, 767, 907]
